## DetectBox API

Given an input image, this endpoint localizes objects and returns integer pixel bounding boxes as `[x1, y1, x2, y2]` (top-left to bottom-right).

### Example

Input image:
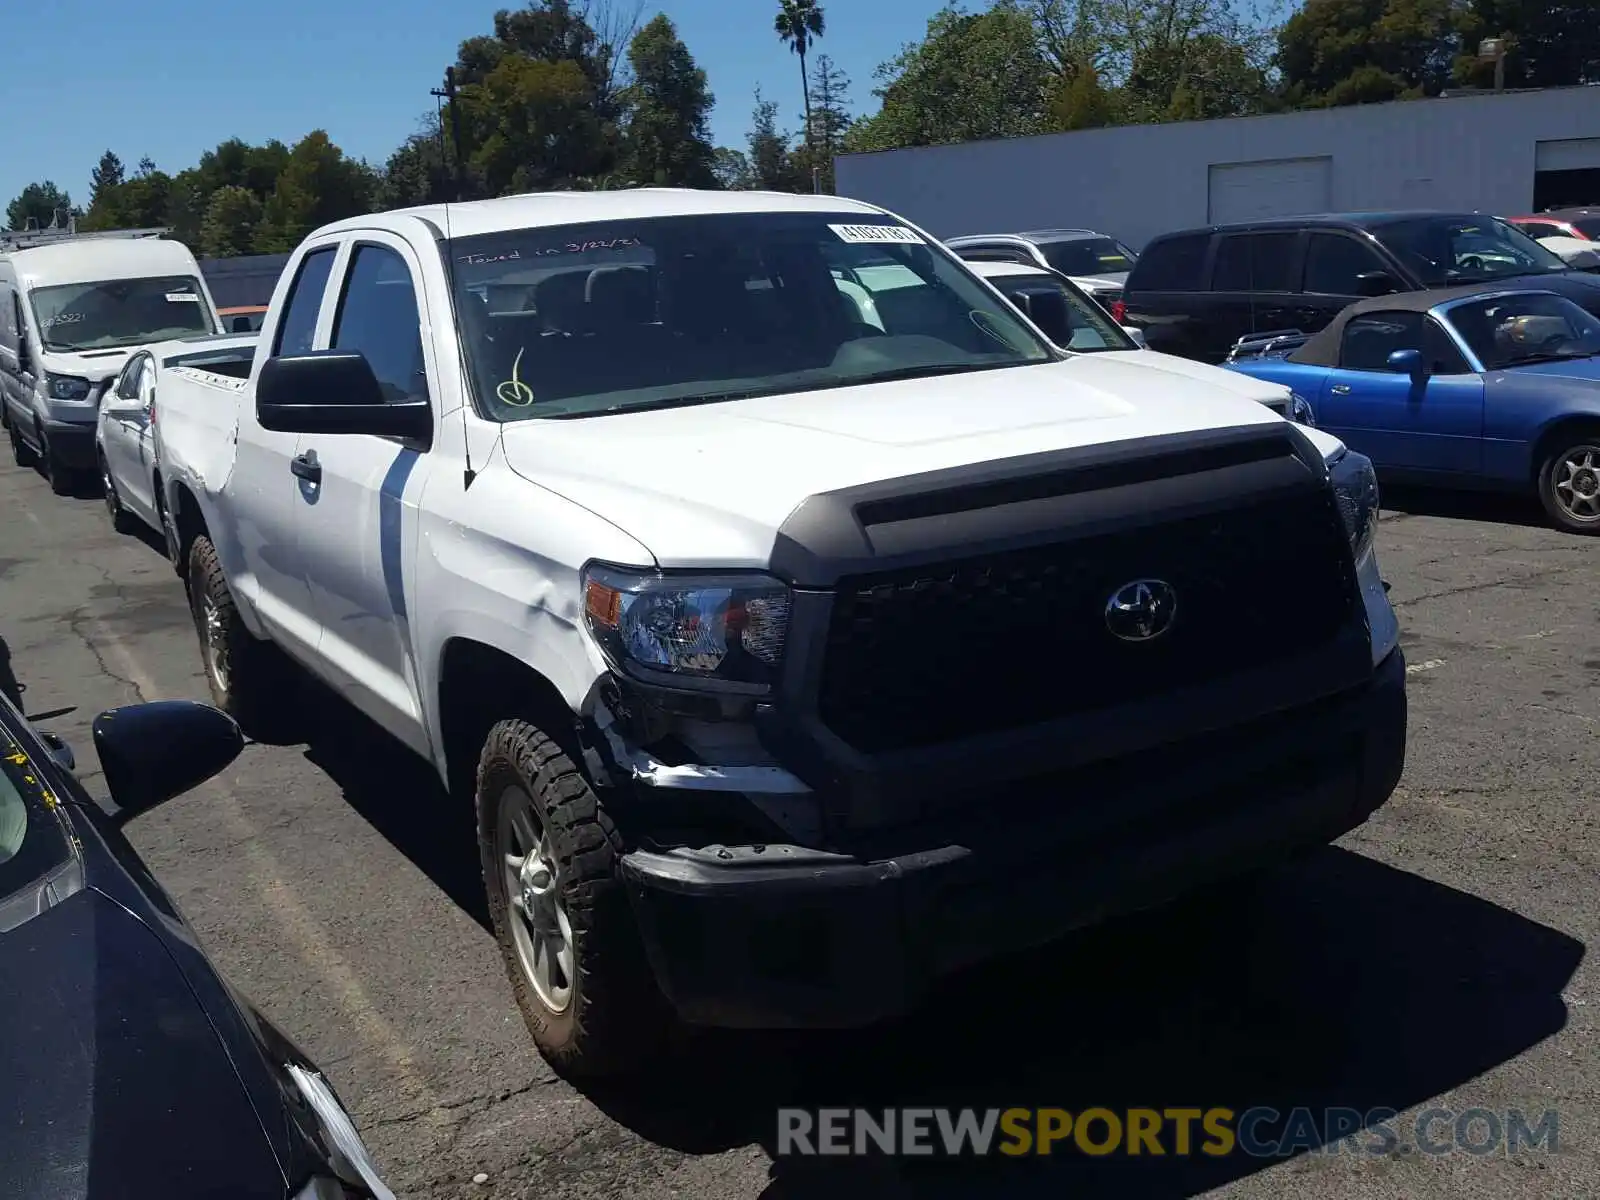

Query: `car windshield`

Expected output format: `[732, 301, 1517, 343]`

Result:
[1373, 217, 1568, 286]
[31, 275, 217, 352]
[1445, 292, 1600, 369]
[1573, 217, 1600, 239]
[0, 718, 72, 907]
[1039, 237, 1136, 277]
[448, 211, 1056, 421]
[987, 271, 1135, 352]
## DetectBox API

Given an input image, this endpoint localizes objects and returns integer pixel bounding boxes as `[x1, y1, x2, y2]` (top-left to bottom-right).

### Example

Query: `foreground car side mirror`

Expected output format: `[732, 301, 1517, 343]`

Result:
[257, 351, 433, 445]
[93, 700, 244, 823]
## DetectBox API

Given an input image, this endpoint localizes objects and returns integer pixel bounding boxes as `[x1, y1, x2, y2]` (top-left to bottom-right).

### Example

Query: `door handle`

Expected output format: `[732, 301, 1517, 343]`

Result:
[1331, 384, 1351, 395]
[290, 450, 321, 484]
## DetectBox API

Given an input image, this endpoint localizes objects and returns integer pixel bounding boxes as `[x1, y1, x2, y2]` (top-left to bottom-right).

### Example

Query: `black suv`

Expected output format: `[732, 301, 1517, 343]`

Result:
[1122, 211, 1600, 363]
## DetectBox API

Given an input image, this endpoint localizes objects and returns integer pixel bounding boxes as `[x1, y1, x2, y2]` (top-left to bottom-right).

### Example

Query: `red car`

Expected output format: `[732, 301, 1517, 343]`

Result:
[1507, 209, 1600, 242]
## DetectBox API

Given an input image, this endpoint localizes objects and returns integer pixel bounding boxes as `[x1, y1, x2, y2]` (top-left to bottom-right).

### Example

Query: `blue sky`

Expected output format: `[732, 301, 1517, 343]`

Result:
[0, 0, 935, 214]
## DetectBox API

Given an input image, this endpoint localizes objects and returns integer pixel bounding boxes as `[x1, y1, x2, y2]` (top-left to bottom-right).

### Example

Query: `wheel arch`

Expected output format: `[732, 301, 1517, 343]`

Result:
[1529, 413, 1600, 486]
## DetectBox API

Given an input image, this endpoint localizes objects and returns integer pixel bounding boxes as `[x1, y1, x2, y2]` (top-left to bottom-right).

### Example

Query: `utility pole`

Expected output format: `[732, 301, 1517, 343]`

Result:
[429, 67, 469, 201]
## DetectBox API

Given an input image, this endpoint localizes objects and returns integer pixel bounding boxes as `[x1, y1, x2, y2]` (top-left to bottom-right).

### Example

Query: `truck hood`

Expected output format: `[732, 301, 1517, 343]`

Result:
[1098, 347, 1292, 404]
[1071, 271, 1130, 290]
[498, 356, 1288, 569]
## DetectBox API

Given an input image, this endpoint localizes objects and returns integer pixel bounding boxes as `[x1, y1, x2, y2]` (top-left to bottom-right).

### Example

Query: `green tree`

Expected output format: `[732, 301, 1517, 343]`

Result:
[253, 131, 376, 253]
[791, 54, 852, 191]
[381, 115, 454, 208]
[748, 88, 801, 190]
[620, 14, 717, 186]
[712, 146, 754, 189]
[5, 182, 74, 231]
[1454, 0, 1600, 89]
[775, 0, 826, 149]
[88, 151, 125, 210]
[1049, 61, 1119, 129]
[81, 158, 172, 231]
[1277, 0, 1459, 107]
[845, 2, 1053, 152]
[449, 0, 625, 195]
[199, 185, 265, 257]
[167, 138, 290, 244]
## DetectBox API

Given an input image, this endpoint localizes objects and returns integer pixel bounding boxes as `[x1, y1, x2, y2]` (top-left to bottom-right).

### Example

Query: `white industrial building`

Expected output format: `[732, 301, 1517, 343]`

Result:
[834, 85, 1600, 249]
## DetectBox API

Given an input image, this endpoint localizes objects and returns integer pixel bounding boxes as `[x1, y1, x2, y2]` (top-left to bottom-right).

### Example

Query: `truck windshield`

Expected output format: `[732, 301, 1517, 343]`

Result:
[31, 275, 216, 351]
[1373, 217, 1568, 286]
[448, 211, 1056, 421]
[1039, 237, 1136, 277]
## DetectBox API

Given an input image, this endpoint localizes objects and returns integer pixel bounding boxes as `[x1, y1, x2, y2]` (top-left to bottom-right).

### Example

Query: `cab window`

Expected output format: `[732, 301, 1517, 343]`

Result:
[273, 247, 338, 357]
[330, 245, 429, 403]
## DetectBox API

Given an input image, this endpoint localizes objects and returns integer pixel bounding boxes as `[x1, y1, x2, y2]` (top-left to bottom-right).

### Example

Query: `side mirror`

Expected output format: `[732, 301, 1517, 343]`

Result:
[1122, 325, 1147, 348]
[257, 351, 433, 444]
[1355, 270, 1398, 297]
[92, 699, 244, 823]
[1387, 347, 1426, 378]
[231, 316, 253, 333]
[1014, 289, 1073, 345]
[17, 335, 31, 374]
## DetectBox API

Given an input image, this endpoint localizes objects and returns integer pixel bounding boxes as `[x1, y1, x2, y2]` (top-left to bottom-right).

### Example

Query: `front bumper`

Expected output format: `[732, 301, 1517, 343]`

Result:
[39, 417, 97, 469]
[619, 646, 1406, 1030]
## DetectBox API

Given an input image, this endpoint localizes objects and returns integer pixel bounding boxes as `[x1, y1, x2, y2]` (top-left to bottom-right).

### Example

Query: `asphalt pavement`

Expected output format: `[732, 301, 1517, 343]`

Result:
[1, 457, 1595, 1199]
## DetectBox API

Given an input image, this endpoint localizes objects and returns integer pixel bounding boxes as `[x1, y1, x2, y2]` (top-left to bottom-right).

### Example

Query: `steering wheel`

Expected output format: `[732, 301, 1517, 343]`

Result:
[1460, 254, 1487, 272]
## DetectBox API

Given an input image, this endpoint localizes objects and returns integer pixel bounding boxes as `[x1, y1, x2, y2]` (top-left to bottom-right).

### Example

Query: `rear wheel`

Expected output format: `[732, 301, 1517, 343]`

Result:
[1538, 432, 1600, 535]
[477, 718, 671, 1078]
[186, 534, 295, 737]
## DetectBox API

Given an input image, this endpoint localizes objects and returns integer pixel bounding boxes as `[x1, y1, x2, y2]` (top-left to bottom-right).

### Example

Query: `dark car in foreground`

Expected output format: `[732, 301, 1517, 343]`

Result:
[0, 690, 393, 1200]
[1123, 211, 1600, 363]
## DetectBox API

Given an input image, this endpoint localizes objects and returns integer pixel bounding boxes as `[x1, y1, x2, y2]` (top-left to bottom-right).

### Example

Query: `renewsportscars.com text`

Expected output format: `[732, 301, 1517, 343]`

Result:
[776, 1106, 1559, 1158]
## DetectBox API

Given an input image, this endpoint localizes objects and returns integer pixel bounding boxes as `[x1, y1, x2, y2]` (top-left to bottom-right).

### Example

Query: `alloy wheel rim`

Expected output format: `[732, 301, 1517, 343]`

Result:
[497, 785, 574, 1014]
[1553, 444, 1600, 524]
[200, 592, 229, 694]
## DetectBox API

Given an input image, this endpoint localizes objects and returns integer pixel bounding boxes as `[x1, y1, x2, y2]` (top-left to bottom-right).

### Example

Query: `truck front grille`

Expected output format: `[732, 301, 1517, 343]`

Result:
[816, 488, 1356, 754]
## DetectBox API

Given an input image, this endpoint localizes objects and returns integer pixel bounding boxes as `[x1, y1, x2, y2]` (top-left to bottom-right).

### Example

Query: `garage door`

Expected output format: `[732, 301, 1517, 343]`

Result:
[1207, 157, 1333, 224]
[1536, 138, 1600, 172]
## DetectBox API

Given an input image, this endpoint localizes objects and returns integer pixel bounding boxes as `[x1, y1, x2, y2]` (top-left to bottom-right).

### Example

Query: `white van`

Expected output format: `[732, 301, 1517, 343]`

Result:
[0, 237, 221, 493]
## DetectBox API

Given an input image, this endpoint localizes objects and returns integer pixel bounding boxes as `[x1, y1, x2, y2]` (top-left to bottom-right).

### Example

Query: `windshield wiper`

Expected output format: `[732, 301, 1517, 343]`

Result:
[849, 361, 1019, 386]
[1500, 350, 1598, 366]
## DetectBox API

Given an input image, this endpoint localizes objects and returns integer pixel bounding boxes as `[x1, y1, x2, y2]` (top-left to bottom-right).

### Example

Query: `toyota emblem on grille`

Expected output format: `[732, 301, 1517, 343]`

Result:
[1104, 579, 1177, 642]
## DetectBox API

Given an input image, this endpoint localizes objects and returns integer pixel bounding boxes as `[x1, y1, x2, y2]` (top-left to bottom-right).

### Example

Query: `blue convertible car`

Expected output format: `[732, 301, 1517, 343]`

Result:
[1224, 285, 1600, 533]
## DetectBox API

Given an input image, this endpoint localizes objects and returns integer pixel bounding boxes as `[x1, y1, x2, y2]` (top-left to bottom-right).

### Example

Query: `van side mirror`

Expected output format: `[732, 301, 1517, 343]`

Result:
[257, 351, 433, 444]
[17, 334, 31, 374]
[1355, 270, 1398, 297]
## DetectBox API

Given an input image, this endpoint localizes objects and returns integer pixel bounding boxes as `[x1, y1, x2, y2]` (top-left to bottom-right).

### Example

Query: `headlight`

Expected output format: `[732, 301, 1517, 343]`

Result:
[45, 372, 91, 401]
[1290, 390, 1316, 426]
[1330, 450, 1379, 561]
[582, 564, 790, 692]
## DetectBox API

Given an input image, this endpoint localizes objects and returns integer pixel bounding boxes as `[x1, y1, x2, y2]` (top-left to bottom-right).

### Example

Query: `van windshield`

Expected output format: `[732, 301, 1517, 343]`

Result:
[447, 211, 1056, 421]
[31, 275, 216, 351]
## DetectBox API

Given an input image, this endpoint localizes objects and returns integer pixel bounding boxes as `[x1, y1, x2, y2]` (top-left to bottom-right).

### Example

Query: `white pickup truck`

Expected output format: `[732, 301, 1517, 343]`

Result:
[156, 189, 1406, 1078]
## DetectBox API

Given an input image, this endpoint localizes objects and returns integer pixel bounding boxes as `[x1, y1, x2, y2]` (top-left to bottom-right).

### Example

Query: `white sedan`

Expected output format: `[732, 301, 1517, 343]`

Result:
[966, 259, 1315, 424]
[96, 333, 257, 538]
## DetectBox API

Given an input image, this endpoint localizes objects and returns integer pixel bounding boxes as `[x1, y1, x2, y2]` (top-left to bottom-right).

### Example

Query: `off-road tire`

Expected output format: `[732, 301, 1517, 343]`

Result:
[1537, 428, 1600, 535]
[100, 453, 139, 535]
[186, 534, 293, 737]
[476, 718, 671, 1078]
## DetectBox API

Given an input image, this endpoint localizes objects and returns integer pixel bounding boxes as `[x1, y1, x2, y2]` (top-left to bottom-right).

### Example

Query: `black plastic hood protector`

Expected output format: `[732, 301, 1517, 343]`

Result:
[0, 888, 284, 1200]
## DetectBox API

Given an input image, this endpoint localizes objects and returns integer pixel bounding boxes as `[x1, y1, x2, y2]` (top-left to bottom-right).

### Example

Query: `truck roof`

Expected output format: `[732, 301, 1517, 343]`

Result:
[312, 188, 893, 241]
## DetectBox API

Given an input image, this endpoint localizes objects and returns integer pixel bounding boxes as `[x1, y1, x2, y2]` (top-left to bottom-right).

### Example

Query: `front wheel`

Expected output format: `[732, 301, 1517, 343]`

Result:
[1537, 434, 1600, 534]
[39, 428, 76, 497]
[477, 719, 671, 1078]
[9, 418, 35, 467]
[100, 454, 138, 535]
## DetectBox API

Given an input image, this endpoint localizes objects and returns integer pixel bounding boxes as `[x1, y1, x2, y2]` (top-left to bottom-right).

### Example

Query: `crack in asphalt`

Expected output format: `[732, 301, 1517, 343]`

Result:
[62, 559, 151, 704]
[1390, 564, 1584, 609]
[365, 1075, 559, 1136]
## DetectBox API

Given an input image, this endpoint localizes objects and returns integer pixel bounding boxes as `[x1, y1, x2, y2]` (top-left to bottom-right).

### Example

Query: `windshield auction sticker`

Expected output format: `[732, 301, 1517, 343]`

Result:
[829, 224, 925, 245]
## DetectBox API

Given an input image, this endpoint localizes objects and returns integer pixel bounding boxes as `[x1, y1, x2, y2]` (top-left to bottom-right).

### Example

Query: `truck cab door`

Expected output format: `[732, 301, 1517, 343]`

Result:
[229, 243, 341, 661]
[288, 236, 434, 756]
